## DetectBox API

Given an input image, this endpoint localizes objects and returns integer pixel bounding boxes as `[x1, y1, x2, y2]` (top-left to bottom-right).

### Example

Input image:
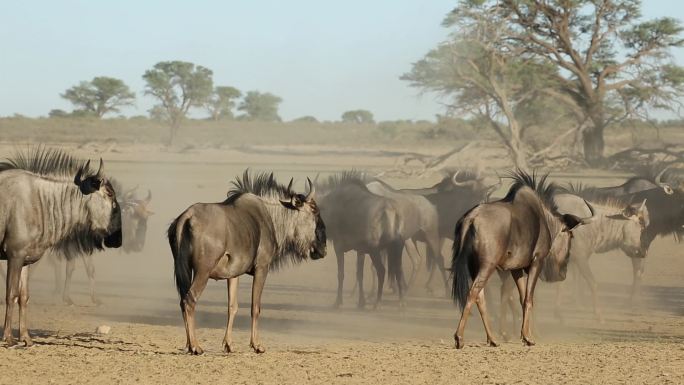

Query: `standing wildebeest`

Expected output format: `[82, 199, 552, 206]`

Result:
[498, 194, 649, 331]
[451, 170, 595, 348]
[401, 170, 501, 292]
[168, 171, 326, 355]
[47, 184, 153, 305]
[0, 147, 122, 346]
[317, 172, 404, 308]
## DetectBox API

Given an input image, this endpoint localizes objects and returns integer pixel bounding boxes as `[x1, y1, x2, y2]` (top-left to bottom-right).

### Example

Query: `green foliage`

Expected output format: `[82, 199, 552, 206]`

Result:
[237, 91, 282, 122]
[48, 109, 69, 118]
[61, 76, 135, 118]
[142, 61, 214, 127]
[206, 86, 241, 120]
[341, 109, 375, 124]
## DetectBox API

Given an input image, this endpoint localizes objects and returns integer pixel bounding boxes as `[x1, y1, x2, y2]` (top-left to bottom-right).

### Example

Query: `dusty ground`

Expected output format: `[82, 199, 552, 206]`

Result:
[0, 142, 682, 385]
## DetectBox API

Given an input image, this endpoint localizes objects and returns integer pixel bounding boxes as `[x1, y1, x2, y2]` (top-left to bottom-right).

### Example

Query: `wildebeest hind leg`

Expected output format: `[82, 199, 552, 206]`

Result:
[455, 263, 495, 349]
[476, 287, 498, 347]
[18, 266, 32, 347]
[249, 267, 268, 354]
[182, 270, 210, 355]
[222, 277, 239, 353]
[576, 258, 602, 322]
[369, 252, 385, 309]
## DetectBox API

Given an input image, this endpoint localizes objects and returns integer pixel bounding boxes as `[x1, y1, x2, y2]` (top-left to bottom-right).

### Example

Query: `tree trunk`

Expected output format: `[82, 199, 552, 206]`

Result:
[508, 137, 528, 171]
[582, 124, 605, 166]
[168, 121, 180, 146]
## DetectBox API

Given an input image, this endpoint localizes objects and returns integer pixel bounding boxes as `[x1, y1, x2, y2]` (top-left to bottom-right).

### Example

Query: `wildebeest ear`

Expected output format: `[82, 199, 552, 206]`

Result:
[561, 214, 582, 231]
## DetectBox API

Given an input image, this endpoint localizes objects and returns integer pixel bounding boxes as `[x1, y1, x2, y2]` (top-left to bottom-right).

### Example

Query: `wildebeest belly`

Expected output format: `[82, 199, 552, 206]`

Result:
[210, 252, 254, 279]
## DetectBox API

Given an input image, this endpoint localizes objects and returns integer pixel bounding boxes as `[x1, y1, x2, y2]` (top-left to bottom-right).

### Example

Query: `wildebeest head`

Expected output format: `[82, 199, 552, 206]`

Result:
[121, 190, 153, 252]
[279, 177, 327, 260]
[605, 199, 650, 258]
[74, 158, 122, 248]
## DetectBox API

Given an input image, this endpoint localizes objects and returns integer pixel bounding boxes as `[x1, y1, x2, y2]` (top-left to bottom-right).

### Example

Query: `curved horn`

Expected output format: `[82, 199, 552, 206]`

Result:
[305, 177, 315, 201]
[451, 171, 470, 187]
[74, 159, 91, 185]
[639, 198, 647, 212]
[580, 199, 598, 224]
[286, 177, 294, 193]
[654, 168, 674, 195]
[95, 158, 104, 178]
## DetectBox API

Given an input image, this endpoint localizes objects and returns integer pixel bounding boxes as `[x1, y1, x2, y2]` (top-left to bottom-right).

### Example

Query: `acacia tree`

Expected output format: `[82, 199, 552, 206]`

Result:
[237, 91, 282, 121]
[403, 3, 558, 169]
[341, 110, 375, 124]
[485, 0, 684, 165]
[206, 86, 241, 121]
[142, 61, 213, 144]
[61, 76, 135, 118]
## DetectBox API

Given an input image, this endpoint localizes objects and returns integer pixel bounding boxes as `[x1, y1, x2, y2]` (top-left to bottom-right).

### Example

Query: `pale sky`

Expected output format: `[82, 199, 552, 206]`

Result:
[1, 1, 682, 121]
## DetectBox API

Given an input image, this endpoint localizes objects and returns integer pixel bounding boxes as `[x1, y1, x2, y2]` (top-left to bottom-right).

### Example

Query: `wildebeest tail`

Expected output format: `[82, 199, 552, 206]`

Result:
[168, 213, 193, 300]
[451, 216, 477, 311]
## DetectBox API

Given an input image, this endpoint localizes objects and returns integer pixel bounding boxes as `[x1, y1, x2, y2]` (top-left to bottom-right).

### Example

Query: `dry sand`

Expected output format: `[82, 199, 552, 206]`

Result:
[0, 142, 682, 385]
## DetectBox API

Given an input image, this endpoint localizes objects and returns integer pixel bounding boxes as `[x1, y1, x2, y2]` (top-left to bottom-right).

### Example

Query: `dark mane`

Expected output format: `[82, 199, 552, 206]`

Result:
[225, 170, 292, 204]
[0, 146, 94, 180]
[504, 168, 559, 213]
[317, 170, 370, 193]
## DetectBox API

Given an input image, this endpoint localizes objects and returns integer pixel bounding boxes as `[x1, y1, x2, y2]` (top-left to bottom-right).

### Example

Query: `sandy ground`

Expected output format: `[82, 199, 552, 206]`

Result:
[0, 142, 682, 385]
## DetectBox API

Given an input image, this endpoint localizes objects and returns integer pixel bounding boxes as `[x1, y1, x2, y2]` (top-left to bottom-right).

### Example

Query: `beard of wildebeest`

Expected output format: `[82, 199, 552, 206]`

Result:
[75, 164, 123, 249]
[272, 192, 327, 264]
[540, 221, 573, 282]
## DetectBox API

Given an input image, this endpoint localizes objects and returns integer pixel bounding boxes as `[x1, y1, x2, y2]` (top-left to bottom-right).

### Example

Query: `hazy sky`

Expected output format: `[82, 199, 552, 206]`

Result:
[1, 1, 682, 121]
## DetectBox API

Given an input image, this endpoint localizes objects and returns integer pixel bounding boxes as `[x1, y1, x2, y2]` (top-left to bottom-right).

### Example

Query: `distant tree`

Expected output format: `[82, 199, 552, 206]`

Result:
[143, 61, 214, 144]
[48, 109, 69, 118]
[237, 91, 282, 121]
[341, 110, 375, 124]
[291, 115, 319, 123]
[206, 86, 241, 121]
[61, 76, 135, 118]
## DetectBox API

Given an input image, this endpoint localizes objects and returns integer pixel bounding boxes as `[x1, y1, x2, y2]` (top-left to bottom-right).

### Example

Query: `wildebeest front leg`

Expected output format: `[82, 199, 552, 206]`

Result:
[222, 277, 239, 353]
[3, 257, 24, 346]
[403, 239, 420, 289]
[630, 257, 645, 306]
[369, 252, 385, 309]
[520, 262, 541, 346]
[249, 268, 268, 354]
[18, 266, 32, 347]
[333, 244, 344, 308]
[63, 254, 76, 305]
[355, 252, 366, 308]
[81, 254, 100, 305]
[575, 257, 602, 322]
[454, 263, 496, 349]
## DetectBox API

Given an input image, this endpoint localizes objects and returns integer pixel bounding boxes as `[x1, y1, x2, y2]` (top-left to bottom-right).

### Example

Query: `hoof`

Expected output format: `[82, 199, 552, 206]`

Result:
[187, 345, 204, 355]
[251, 343, 265, 354]
[487, 339, 499, 347]
[522, 337, 536, 347]
[454, 334, 465, 349]
[63, 297, 75, 306]
[222, 341, 235, 353]
[3, 336, 16, 348]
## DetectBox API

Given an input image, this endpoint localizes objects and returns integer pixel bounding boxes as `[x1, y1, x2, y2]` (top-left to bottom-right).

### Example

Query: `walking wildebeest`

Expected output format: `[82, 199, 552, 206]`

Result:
[168, 171, 326, 354]
[0, 147, 122, 346]
[497, 194, 649, 332]
[451, 170, 595, 348]
[317, 172, 404, 308]
[45, 183, 153, 305]
[569, 170, 684, 303]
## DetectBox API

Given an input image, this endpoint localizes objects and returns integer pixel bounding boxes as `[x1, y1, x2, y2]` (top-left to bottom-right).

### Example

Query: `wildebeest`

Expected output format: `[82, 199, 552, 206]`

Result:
[0, 147, 122, 346]
[168, 171, 326, 354]
[317, 171, 404, 308]
[451, 170, 595, 348]
[569, 171, 684, 303]
[46, 184, 153, 305]
[498, 194, 649, 330]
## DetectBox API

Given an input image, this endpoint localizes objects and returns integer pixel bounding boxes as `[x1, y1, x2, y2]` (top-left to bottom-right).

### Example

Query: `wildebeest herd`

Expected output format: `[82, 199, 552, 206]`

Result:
[0, 147, 682, 354]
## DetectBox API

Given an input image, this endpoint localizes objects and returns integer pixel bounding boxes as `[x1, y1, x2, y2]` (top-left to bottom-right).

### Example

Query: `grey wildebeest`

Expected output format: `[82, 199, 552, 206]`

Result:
[317, 172, 404, 308]
[569, 169, 684, 303]
[45, 183, 153, 305]
[168, 171, 326, 355]
[0, 147, 122, 346]
[401, 170, 501, 293]
[451, 170, 595, 348]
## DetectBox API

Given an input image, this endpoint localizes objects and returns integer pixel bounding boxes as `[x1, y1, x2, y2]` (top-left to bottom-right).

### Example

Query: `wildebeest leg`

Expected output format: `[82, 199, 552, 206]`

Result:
[403, 239, 420, 290]
[630, 257, 645, 307]
[454, 263, 496, 349]
[3, 256, 24, 346]
[63, 253, 76, 306]
[498, 271, 516, 341]
[182, 270, 210, 355]
[389, 240, 406, 307]
[249, 267, 268, 354]
[510, 269, 527, 339]
[47, 253, 62, 298]
[575, 257, 602, 322]
[222, 277, 239, 353]
[476, 286, 498, 347]
[81, 254, 100, 305]
[355, 252, 366, 308]
[369, 251, 385, 309]
[18, 266, 32, 347]
[520, 262, 541, 346]
[426, 235, 448, 298]
[333, 244, 344, 308]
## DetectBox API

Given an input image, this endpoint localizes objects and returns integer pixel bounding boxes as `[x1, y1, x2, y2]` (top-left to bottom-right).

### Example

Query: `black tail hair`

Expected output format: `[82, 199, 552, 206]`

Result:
[450, 217, 478, 311]
[168, 215, 193, 299]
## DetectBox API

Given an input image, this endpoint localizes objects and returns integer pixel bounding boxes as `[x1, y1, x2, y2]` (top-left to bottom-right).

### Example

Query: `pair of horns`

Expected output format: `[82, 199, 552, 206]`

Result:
[654, 168, 674, 195]
[578, 199, 598, 225]
[285, 177, 316, 201]
[75, 158, 105, 184]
